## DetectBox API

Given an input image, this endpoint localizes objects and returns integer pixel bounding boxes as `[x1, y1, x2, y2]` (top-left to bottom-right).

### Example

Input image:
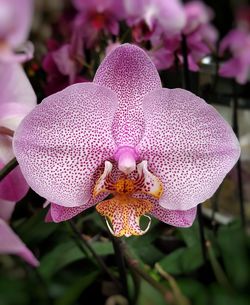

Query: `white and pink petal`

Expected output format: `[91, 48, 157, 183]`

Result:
[94, 44, 162, 146]
[14, 83, 118, 207]
[137, 88, 240, 211]
[0, 219, 39, 267]
[151, 204, 197, 227]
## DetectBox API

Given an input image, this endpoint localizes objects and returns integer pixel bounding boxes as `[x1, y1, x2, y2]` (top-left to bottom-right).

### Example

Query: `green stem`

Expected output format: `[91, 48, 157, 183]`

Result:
[69, 220, 120, 289]
[111, 237, 131, 304]
[206, 240, 233, 292]
[155, 263, 190, 305]
[122, 244, 175, 304]
[0, 158, 18, 182]
[129, 266, 141, 305]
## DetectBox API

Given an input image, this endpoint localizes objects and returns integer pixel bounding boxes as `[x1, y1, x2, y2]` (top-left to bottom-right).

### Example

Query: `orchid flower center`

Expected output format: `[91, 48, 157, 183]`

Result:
[93, 160, 163, 237]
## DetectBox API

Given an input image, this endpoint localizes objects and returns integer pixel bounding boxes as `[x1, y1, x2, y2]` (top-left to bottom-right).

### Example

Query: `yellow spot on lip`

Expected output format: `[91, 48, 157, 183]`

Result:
[115, 178, 135, 194]
[93, 160, 164, 237]
[96, 195, 153, 237]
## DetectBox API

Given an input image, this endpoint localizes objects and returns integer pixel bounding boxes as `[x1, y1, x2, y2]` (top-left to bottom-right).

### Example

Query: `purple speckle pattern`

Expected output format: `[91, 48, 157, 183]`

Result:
[137, 88, 240, 210]
[45, 203, 90, 223]
[13, 83, 118, 207]
[151, 203, 197, 227]
[94, 43, 162, 147]
[13, 44, 240, 228]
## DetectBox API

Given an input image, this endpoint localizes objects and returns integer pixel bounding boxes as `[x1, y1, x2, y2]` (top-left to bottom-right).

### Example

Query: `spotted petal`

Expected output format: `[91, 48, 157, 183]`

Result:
[151, 204, 197, 227]
[14, 83, 118, 207]
[45, 202, 90, 223]
[137, 88, 240, 210]
[94, 44, 162, 146]
[0, 219, 39, 266]
[96, 197, 153, 237]
[45, 191, 109, 223]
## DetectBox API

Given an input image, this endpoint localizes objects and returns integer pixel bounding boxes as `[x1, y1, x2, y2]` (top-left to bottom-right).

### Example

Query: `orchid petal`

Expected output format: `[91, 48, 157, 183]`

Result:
[137, 88, 240, 210]
[45, 202, 90, 223]
[0, 41, 34, 64]
[0, 63, 36, 130]
[52, 44, 76, 83]
[0, 161, 29, 201]
[94, 44, 161, 146]
[14, 83, 118, 207]
[93, 161, 113, 197]
[0, 219, 39, 267]
[151, 205, 197, 227]
[45, 192, 108, 223]
[0, 0, 33, 48]
[137, 160, 163, 199]
[0, 134, 13, 164]
[219, 57, 249, 85]
[73, 0, 125, 19]
[0, 199, 16, 221]
[219, 29, 248, 55]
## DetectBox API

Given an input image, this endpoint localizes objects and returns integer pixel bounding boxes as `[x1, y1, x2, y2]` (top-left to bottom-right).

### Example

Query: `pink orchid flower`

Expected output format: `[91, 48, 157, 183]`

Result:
[0, 0, 34, 63]
[42, 38, 86, 95]
[73, 0, 125, 48]
[13, 44, 240, 237]
[219, 28, 250, 84]
[0, 63, 38, 265]
[149, 1, 218, 72]
[0, 200, 39, 267]
[124, 0, 186, 35]
[183, 0, 214, 35]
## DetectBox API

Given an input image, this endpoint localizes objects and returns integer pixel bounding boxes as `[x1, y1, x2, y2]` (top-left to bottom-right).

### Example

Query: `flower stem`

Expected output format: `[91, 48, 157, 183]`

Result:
[181, 34, 191, 91]
[232, 81, 245, 227]
[155, 263, 190, 305]
[197, 205, 207, 261]
[121, 243, 175, 304]
[69, 220, 120, 289]
[206, 240, 233, 291]
[0, 157, 18, 182]
[128, 265, 141, 304]
[111, 237, 131, 304]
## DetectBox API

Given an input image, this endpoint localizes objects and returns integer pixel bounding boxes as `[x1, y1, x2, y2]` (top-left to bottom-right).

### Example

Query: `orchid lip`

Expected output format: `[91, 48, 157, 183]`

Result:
[95, 160, 163, 237]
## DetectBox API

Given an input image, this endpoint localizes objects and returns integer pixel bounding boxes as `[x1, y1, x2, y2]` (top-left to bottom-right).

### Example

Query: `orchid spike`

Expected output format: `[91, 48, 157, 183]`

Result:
[14, 44, 240, 237]
[0, 0, 34, 63]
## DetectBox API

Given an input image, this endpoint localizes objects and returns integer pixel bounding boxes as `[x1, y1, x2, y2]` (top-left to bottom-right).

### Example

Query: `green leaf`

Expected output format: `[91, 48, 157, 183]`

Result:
[177, 221, 200, 247]
[0, 276, 28, 305]
[158, 244, 203, 275]
[178, 279, 207, 305]
[217, 221, 250, 289]
[38, 240, 113, 280]
[15, 209, 58, 244]
[55, 271, 99, 305]
[209, 283, 250, 305]
[137, 280, 167, 305]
